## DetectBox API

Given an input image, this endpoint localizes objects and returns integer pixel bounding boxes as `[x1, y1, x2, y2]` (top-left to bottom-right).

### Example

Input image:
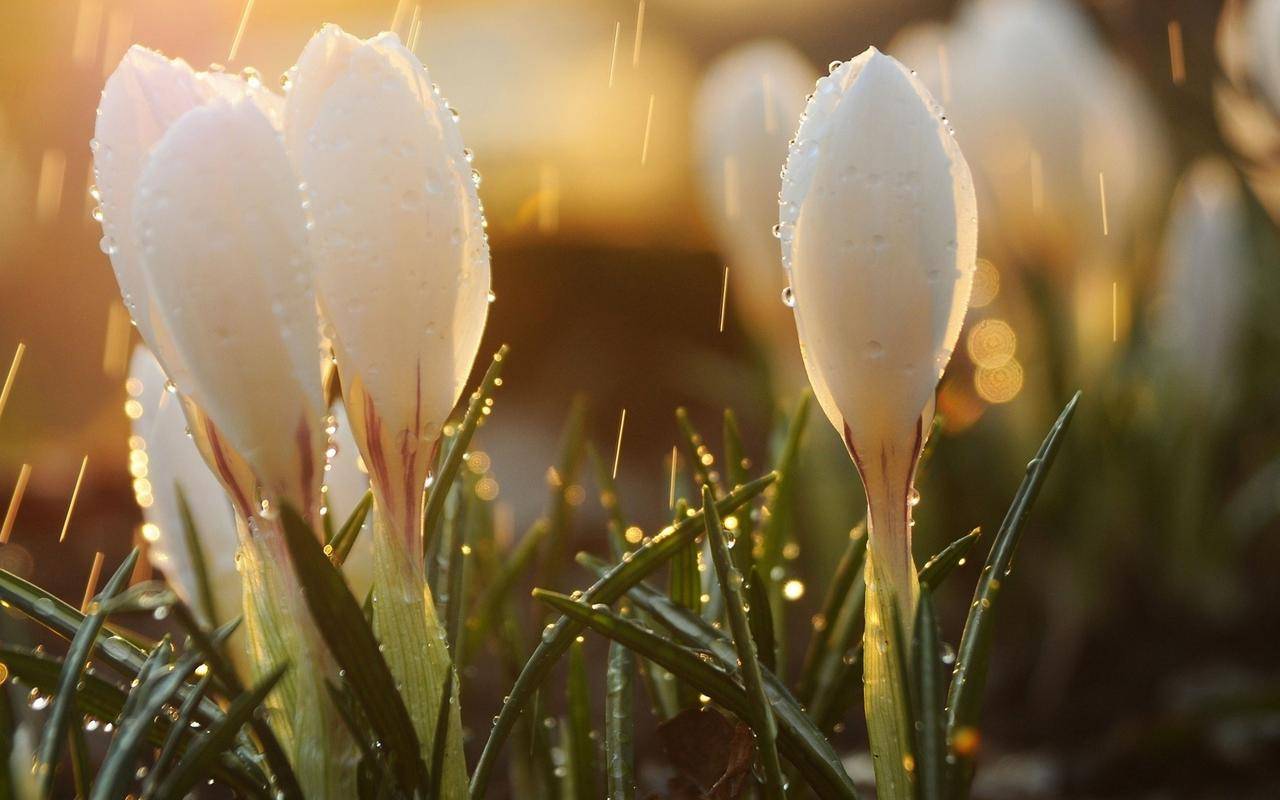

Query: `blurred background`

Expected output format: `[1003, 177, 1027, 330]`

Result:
[2, 0, 1280, 796]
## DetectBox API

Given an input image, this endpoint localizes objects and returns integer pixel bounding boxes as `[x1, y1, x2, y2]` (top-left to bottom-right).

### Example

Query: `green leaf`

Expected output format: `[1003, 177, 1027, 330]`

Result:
[701, 486, 785, 800]
[759, 392, 811, 576]
[538, 396, 589, 589]
[466, 519, 549, 665]
[35, 548, 138, 798]
[422, 345, 509, 558]
[176, 484, 221, 626]
[604, 610, 636, 800]
[66, 699, 94, 799]
[722, 410, 754, 579]
[438, 476, 470, 655]
[912, 591, 945, 800]
[327, 490, 373, 566]
[567, 639, 598, 799]
[946, 392, 1081, 797]
[674, 408, 719, 491]
[468, 472, 777, 799]
[747, 566, 777, 673]
[278, 504, 426, 794]
[918, 527, 981, 590]
[151, 664, 288, 800]
[533, 590, 859, 800]
[797, 524, 867, 705]
[586, 443, 629, 559]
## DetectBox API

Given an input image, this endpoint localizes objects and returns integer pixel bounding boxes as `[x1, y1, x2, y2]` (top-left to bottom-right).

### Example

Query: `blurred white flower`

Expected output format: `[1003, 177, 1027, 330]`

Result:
[892, 0, 1169, 273]
[694, 40, 814, 387]
[1154, 158, 1251, 407]
[284, 25, 490, 552]
[780, 48, 975, 795]
[96, 47, 327, 519]
[1216, 0, 1280, 223]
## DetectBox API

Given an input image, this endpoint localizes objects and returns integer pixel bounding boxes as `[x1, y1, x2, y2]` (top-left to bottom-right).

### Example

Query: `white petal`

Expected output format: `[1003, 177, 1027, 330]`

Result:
[285, 25, 489, 515]
[784, 48, 976, 448]
[128, 347, 239, 626]
[693, 40, 813, 381]
[133, 98, 325, 508]
[95, 46, 208, 381]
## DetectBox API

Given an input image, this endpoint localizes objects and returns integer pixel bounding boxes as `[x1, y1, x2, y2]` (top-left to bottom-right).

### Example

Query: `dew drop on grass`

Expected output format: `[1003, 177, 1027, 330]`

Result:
[781, 287, 795, 307]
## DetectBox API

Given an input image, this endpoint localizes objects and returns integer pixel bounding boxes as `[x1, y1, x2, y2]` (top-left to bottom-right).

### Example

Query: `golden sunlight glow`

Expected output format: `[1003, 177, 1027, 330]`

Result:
[966, 319, 1017, 369]
[974, 359, 1024, 404]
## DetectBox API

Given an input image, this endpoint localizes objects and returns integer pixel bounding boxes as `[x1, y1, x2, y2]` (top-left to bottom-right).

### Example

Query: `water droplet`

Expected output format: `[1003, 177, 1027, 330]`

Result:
[781, 287, 795, 307]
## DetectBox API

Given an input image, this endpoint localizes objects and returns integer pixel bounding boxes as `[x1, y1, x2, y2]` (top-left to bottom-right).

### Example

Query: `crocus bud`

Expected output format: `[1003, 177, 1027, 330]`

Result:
[891, 0, 1168, 274]
[1153, 158, 1250, 409]
[283, 26, 482, 792]
[694, 40, 814, 388]
[781, 47, 975, 798]
[1216, 0, 1280, 223]
[284, 25, 490, 552]
[96, 48, 327, 519]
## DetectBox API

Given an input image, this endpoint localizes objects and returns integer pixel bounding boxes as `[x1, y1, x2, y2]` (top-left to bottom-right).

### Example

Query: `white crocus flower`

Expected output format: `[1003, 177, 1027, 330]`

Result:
[283, 25, 485, 792]
[892, 0, 1168, 274]
[694, 40, 814, 389]
[1216, 0, 1280, 223]
[1154, 158, 1251, 410]
[780, 47, 976, 798]
[97, 48, 353, 795]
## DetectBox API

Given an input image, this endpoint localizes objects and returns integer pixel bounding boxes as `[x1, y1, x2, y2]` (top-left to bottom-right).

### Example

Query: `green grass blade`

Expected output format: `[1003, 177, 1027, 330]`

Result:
[722, 410, 754, 578]
[92, 647, 215, 800]
[427, 669, 454, 800]
[278, 504, 426, 793]
[567, 639, 598, 799]
[912, 591, 945, 800]
[797, 524, 867, 705]
[66, 699, 94, 799]
[35, 548, 138, 797]
[674, 408, 719, 491]
[701, 486, 785, 800]
[918, 527, 981, 590]
[538, 396, 589, 589]
[169, 604, 301, 799]
[604, 610, 636, 800]
[439, 478, 470, 655]
[534, 590, 859, 800]
[422, 344, 509, 558]
[946, 391, 1081, 796]
[151, 663, 288, 800]
[465, 519, 549, 665]
[760, 392, 811, 576]
[326, 489, 373, 566]
[145, 672, 211, 796]
[747, 566, 777, 673]
[0, 568, 149, 679]
[175, 485, 221, 626]
[468, 472, 776, 798]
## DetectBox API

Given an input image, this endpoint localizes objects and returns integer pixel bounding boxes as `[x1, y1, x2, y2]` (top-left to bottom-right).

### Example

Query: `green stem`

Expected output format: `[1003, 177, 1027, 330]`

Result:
[370, 505, 468, 796]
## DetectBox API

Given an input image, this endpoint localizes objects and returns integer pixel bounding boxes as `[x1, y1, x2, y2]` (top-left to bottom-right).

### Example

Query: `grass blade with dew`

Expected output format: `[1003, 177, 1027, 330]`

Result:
[422, 345, 509, 558]
[326, 489, 372, 566]
[605, 606, 636, 800]
[760, 393, 811, 580]
[568, 638, 599, 799]
[438, 475, 470, 653]
[278, 504, 427, 794]
[668, 500, 701, 711]
[67, 699, 94, 799]
[34, 548, 137, 798]
[722, 409, 755, 578]
[144, 672, 211, 796]
[150, 664, 288, 800]
[468, 472, 776, 798]
[674, 408, 721, 492]
[175, 486, 221, 627]
[946, 392, 1081, 797]
[586, 442, 629, 558]
[797, 523, 867, 705]
[465, 519, 549, 666]
[919, 527, 982, 589]
[748, 566, 777, 673]
[912, 591, 946, 800]
[576, 551, 861, 798]
[427, 670, 455, 800]
[702, 486, 786, 799]
[92, 638, 239, 800]
[169, 603, 301, 799]
[534, 590, 859, 800]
